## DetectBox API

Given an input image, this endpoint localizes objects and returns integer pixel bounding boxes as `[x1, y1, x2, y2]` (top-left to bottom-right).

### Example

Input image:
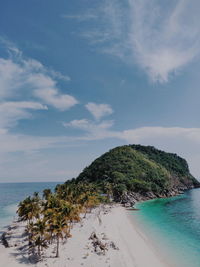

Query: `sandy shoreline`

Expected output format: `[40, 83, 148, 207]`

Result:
[0, 205, 169, 267]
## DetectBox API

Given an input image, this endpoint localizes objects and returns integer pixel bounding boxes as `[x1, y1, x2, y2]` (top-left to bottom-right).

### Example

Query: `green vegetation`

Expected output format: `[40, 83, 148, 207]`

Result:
[131, 145, 191, 176]
[17, 184, 101, 259]
[76, 145, 199, 198]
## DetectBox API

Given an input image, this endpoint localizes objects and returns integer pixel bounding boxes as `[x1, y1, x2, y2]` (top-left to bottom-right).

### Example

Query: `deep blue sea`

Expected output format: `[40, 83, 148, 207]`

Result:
[133, 188, 200, 267]
[0, 182, 59, 231]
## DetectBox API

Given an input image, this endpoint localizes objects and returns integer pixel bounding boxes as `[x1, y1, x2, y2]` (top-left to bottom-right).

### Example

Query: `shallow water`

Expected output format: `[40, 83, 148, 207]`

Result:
[0, 182, 59, 230]
[133, 188, 200, 267]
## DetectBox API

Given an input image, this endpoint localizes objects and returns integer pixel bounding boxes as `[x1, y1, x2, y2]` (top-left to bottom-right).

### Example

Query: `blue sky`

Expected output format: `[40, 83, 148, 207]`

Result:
[1, 0, 200, 182]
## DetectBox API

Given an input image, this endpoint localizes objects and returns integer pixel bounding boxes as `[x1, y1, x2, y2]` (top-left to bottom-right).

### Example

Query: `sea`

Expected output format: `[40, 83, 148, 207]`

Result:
[0, 183, 200, 266]
[0, 182, 59, 231]
[133, 188, 200, 267]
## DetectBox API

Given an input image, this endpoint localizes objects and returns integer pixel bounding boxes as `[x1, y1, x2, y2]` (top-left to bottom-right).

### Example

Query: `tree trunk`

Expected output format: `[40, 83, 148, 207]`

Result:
[38, 245, 41, 257]
[84, 206, 88, 218]
[56, 236, 59, 257]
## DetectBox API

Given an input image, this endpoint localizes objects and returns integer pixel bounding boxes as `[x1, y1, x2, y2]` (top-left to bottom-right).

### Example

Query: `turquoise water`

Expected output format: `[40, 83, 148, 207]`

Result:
[0, 182, 59, 230]
[133, 188, 200, 267]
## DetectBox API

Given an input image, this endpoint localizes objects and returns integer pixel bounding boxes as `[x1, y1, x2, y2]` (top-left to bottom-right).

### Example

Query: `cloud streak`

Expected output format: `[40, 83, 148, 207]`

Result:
[64, 119, 200, 147]
[0, 101, 47, 129]
[128, 0, 200, 82]
[85, 102, 113, 120]
[77, 0, 200, 82]
[63, 119, 116, 140]
[62, 12, 98, 21]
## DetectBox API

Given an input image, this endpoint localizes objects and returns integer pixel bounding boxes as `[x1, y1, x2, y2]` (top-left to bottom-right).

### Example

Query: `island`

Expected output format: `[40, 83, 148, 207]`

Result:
[1, 145, 199, 266]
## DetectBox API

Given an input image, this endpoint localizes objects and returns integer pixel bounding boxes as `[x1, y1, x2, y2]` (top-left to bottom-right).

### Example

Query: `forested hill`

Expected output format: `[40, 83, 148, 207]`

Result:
[75, 145, 200, 201]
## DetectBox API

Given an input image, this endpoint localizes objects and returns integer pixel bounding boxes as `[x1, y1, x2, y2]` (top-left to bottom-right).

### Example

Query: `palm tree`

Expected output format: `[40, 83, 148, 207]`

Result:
[103, 181, 113, 202]
[17, 181, 101, 260]
[32, 235, 48, 257]
[17, 197, 32, 224]
[50, 213, 68, 257]
[81, 192, 99, 218]
[33, 219, 47, 239]
[43, 189, 52, 200]
[26, 221, 35, 247]
[17, 195, 41, 225]
[31, 219, 48, 257]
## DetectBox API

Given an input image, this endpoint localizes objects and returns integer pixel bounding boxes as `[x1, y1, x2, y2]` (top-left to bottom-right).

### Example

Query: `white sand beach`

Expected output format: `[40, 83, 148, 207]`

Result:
[0, 205, 169, 267]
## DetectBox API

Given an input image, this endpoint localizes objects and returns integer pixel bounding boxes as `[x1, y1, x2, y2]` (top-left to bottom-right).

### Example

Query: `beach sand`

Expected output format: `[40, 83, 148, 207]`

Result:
[0, 205, 169, 267]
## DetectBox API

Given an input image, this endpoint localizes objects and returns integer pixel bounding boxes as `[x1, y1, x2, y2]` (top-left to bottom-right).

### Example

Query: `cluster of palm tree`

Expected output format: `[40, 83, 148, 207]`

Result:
[17, 182, 101, 259]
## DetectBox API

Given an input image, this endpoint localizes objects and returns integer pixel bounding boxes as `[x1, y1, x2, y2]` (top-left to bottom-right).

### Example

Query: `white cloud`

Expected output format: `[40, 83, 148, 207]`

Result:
[0, 58, 24, 98]
[85, 102, 113, 120]
[64, 121, 200, 147]
[127, 0, 200, 82]
[49, 69, 71, 82]
[64, 118, 114, 131]
[77, 0, 200, 82]
[62, 12, 98, 21]
[63, 119, 116, 140]
[34, 87, 78, 111]
[119, 126, 200, 144]
[0, 39, 78, 110]
[0, 130, 80, 155]
[0, 133, 57, 153]
[0, 101, 47, 129]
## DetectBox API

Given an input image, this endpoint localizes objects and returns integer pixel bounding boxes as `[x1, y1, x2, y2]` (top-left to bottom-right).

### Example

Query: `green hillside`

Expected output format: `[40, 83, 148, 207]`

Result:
[75, 145, 199, 200]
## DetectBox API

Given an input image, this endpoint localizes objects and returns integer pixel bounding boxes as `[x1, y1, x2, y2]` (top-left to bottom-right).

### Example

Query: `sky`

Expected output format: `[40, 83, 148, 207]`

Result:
[1, 0, 200, 182]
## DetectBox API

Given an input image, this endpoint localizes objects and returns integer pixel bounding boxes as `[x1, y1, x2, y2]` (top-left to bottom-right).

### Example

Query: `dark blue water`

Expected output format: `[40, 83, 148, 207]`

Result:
[0, 182, 59, 230]
[134, 188, 200, 267]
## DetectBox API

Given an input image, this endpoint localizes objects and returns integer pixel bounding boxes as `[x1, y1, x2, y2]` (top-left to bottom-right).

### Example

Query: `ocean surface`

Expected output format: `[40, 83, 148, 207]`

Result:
[133, 188, 200, 267]
[0, 182, 59, 231]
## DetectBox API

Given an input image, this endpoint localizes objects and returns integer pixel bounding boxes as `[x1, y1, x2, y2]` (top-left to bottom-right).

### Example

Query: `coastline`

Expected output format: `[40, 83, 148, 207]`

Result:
[0, 204, 169, 267]
[132, 191, 200, 267]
